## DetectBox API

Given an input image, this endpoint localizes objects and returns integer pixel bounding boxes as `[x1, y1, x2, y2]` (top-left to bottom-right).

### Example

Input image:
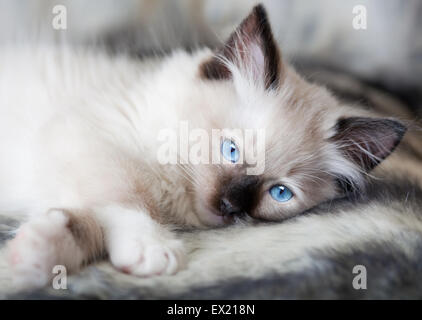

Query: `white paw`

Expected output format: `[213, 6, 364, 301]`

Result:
[6, 209, 79, 289]
[110, 236, 185, 277]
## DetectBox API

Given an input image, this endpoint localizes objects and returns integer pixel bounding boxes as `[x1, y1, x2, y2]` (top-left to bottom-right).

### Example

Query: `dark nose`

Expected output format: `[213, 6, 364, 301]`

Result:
[219, 176, 260, 216]
[220, 197, 242, 216]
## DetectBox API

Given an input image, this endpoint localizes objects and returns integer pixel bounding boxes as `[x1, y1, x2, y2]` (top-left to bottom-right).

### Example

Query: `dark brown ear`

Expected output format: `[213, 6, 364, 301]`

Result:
[331, 117, 406, 171]
[200, 4, 281, 90]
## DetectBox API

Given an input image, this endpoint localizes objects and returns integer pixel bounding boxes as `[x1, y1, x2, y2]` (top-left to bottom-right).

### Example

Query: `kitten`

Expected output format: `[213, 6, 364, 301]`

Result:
[1, 4, 406, 289]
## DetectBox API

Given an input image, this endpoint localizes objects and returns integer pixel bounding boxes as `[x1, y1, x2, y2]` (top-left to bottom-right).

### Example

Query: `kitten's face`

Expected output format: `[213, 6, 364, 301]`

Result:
[185, 5, 406, 227]
[191, 69, 342, 226]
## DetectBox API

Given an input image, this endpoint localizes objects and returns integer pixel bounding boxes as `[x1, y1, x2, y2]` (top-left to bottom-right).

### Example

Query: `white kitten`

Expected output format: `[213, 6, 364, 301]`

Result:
[1, 5, 405, 289]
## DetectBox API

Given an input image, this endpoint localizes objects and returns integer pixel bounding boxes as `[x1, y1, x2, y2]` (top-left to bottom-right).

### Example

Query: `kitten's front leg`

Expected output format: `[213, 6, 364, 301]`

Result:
[7, 209, 103, 289]
[96, 205, 185, 276]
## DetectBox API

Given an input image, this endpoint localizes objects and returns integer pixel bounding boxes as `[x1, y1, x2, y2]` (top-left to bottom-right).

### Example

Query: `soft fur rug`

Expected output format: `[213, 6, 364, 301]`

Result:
[2, 177, 422, 299]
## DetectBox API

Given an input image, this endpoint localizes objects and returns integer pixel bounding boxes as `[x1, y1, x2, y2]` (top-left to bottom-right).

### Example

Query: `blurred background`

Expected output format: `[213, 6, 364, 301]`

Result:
[1, 0, 421, 113]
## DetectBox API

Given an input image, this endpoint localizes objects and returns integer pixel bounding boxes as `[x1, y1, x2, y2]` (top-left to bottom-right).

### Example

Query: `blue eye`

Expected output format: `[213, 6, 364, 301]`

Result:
[269, 185, 293, 202]
[221, 139, 240, 163]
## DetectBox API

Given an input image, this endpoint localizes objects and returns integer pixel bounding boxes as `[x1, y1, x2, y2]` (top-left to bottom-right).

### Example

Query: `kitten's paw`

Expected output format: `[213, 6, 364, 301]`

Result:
[6, 209, 81, 290]
[110, 237, 185, 277]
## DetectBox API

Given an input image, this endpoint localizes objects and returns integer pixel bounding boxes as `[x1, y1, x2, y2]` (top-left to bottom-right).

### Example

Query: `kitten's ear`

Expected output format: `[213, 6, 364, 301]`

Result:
[331, 117, 406, 171]
[200, 4, 281, 90]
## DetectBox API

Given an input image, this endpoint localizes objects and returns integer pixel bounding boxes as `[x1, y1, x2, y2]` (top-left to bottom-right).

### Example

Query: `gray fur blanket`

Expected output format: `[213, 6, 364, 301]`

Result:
[2, 177, 422, 299]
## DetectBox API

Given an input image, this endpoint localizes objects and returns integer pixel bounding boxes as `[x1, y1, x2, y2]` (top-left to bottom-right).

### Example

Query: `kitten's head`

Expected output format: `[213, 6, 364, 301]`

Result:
[183, 4, 406, 226]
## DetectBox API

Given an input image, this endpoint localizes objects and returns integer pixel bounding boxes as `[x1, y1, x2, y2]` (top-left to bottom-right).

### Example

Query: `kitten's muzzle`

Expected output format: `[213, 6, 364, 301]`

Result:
[220, 198, 242, 216]
[217, 176, 260, 218]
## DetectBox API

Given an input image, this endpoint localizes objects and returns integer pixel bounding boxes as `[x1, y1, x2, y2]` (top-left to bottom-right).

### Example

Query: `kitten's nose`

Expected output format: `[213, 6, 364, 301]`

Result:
[220, 198, 242, 216]
[219, 176, 260, 216]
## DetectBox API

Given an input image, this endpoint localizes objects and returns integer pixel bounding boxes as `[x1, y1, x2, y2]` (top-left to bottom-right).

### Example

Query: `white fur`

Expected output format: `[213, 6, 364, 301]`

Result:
[96, 205, 185, 276]
[0, 45, 215, 287]
[6, 209, 84, 289]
